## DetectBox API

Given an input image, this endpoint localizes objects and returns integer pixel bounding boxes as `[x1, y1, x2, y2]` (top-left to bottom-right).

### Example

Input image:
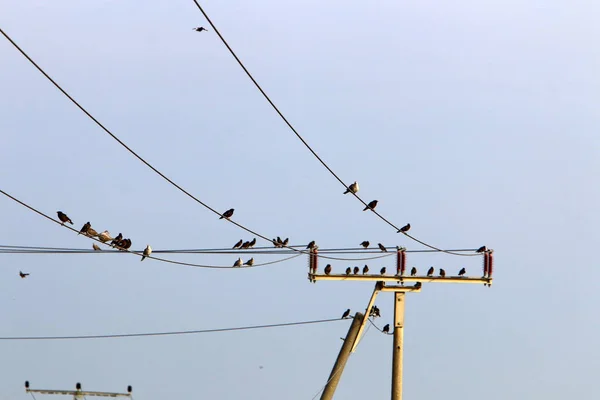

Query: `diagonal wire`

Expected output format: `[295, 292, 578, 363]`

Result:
[0, 27, 309, 258]
[0, 189, 301, 269]
[190, 0, 481, 257]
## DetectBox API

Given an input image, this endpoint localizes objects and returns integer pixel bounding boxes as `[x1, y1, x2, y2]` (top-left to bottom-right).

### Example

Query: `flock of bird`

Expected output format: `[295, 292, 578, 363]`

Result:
[341, 307, 391, 335]
[321, 264, 468, 278]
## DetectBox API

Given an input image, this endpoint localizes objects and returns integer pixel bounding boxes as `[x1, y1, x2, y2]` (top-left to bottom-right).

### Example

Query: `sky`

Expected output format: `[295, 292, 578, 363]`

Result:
[1, 0, 599, 399]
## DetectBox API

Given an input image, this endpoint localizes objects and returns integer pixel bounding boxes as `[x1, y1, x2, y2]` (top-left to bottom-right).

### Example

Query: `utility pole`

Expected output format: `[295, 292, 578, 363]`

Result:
[24, 381, 132, 399]
[309, 247, 494, 400]
[320, 312, 364, 400]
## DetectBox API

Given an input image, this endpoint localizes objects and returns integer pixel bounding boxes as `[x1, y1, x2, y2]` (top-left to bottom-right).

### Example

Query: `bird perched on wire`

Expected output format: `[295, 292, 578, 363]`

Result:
[380, 267, 386, 275]
[324, 264, 332, 275]
[360, 241, 370, 249]
[233, 257, 243, 267]
[370, 305, 381, 318]
[458, 267, 466, 276]
[79, 222, 91, 235]
[19, 271, 29, 279]
[98, 231, 112, 243]
[363, 265, 369, 274]
[244, 258, 254, 266]
[345, 267, 351, 275]
[341, 309, 351, 319]
[92, 244, 101, 251]
[344, 181, 359, 195]
[414, 282, 422, 289]
[86, 227, 98, 238]
[110, 233, 123, 247]
[410, 267, 417, 276]
[248, 238, 256, 248]
[363, 200, 378, 211]
[427, 267, 434, 277]
[353, 266, 359, 275]
[382, 324, 390, 334]
[220, 208, 234, 220]
[141, 245, 152, 261]
[241, 241, 251, 249]
[476, 245, 487, 253]
[57, 211, 73, 225]
[281, 238, 289, 247]
[232, 239, 243, 249]
[193, 26, 208, 32]
[439, 268, 446, 278]
[397, 223, 411, 233]
[378, 243, 387, 252]
[306, 240, 316, 250]
[122, 238, 132, 250]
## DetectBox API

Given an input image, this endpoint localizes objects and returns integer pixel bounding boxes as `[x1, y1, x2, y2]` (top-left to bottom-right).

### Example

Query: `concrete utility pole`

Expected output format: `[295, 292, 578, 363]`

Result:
[24, 381, 132, 399]
[320, 312, 364, 400]
[309, 247, 494, 400]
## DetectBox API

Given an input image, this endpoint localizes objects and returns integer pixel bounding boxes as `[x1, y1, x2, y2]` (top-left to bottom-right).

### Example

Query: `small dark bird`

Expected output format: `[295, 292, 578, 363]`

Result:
[272, 238, 279, 247]
[439, 268, 446, 278]
[248, 238, 256, 248]
[345, 267, 351, 275]
[122, 239, 132, 250]
[353, 266, 359, 275]
[476, 245, 487, 253]
[193, 26, 208, 32]
[341, 309, 351, 319]
[19, 271, 29, 278]
[410, 267, 417, 276]
[360, 241, 370, 248]
[220, 208, 234, 219]
[244, 258, 254, 266]
[380, 267, 386, 275]
[414, 282, 422, 289]
[382, 324, 390, 334]
[458, 267, 466, 276]
[378, 243, 387, 252]
[398, 223, 411, 233]
[57, 211, 73, 225]
[111, 233, 123, 246]
[232, 239, 243, 249]
[282, 238, 289, 247]
[363, 265, 369, 274]
[306, 240, 316, 249]
[324, 264, 332, 275]
[344, 181, 359, 195]
[79, 222, 91, 235]
[241, 241, 251, 249]
[92, 244, 101, 251]
[427, 267, 434, 277]
[363, 200, 378, 211]
[371, 305, 381, 318]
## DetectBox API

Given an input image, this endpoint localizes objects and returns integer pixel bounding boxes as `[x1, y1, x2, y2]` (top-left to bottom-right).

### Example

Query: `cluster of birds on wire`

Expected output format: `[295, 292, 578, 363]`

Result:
[341, 306, 393, 334]
[320, 264, 468, 278]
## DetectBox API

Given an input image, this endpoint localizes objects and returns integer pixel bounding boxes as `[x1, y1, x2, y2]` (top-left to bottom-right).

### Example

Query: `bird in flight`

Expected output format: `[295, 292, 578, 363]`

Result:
[363, 200, 378, 211]
[57, 211, 73, 225]
[220, 208, 235, 219]
[19, 271, 30, 279]
[141, 245, 152, 261]
[344, 181, 359, 195]
[193, 27, 208, 32]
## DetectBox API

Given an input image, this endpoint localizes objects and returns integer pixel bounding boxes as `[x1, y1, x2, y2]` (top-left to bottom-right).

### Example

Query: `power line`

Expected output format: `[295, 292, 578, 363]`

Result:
[0, 189, 300, 269]
[0, 27, 307, 257]
[190, 1, 481, 257]
[0, 317, 346, 341]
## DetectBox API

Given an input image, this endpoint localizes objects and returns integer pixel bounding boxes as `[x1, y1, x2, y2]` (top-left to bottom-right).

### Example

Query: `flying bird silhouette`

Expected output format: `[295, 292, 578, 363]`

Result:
[79, 222, 91, 235]
[141, 245, 152, 261]
[398, 223, 411, 233]
[344, 181, 359, 195]
[19, 271, 29, 279]
[220, 208, 234, 219]
[193, 27, 208, 32]
[57, 211, 73, 225]
[363, 200, 378, 211]
[360, 241, 370, 248]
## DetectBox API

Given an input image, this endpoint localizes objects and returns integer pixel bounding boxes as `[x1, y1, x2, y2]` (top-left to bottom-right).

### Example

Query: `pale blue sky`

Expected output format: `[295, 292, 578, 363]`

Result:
[1, 1, 599, 399]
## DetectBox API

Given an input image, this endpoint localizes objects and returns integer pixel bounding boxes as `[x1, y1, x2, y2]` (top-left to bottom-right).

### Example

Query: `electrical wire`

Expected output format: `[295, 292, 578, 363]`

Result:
[0, 317, 346, 341]
[190, 1, 482, 257]
[29, 392, 38, 400]
[0, 27, 310, 258]
[367, 318, 391, 335]
[0, 189, 301, 269]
